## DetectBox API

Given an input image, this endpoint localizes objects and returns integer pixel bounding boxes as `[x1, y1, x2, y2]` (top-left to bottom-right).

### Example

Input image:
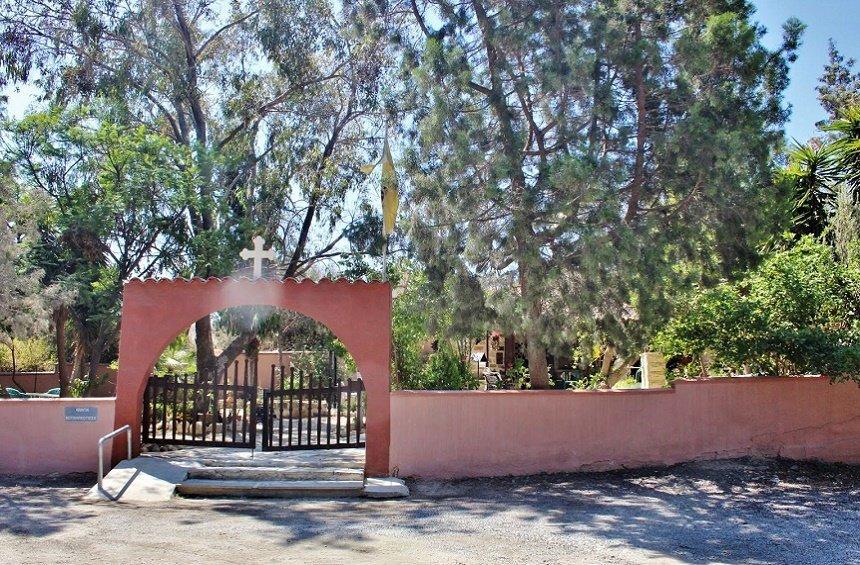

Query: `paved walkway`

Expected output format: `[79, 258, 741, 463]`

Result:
[2, 458, 858, 564]
[148, 445, 365, 469]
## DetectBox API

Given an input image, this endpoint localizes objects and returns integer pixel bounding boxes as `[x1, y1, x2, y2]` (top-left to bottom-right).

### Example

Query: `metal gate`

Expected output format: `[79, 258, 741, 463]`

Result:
[261, 366, 365, 451]
[142, 363, 258, 448]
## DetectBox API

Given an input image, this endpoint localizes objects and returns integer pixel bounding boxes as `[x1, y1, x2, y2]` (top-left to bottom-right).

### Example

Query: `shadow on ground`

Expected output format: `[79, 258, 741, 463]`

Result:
[0, 473, 97, 537]
[399, 458, 860, 564]
[195, 458, 859, 563]
[1, 459, 858, 564]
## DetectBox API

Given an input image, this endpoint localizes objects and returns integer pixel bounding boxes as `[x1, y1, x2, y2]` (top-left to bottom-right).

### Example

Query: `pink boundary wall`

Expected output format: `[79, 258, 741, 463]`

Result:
[389, 376, 860, 478]
[0, 398, 115, 475]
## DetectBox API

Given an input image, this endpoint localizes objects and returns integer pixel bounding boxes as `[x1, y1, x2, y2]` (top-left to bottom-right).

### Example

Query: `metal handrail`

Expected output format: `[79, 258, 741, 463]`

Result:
[98, 425, 132, 493]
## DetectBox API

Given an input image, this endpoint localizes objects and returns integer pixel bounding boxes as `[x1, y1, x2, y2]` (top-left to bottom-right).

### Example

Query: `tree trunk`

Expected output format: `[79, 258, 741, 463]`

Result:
[599, 344, 616, 378]
[524, 313, 548, 388]
[606, 354, 640, 388]
[245, 336, 260, 386]
[520, 265, 549, 388]
[54, 306, 70, 397]
[70, 338, 87, 385]
[82, 333, 108, 397]
[470, 0, 550, 388]
[195, 317, 217, 382]
[625, 20, 647, 223]
[0, 346, 8, 397]
[9, 342, 23, 392]
[526, 336, 548, 388]
[213, 330, 257, 379]
[277, 337, 285, 379]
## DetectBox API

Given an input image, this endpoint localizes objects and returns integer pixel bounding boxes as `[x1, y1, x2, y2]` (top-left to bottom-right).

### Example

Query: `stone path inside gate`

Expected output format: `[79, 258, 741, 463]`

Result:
[152, 445, 366, 470]
[88, 446, 406, 503]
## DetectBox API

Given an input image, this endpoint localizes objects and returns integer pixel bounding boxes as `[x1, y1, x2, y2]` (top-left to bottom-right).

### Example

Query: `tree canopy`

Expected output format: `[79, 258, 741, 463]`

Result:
[0, 0, 399, 384]
[656, 238, 860, 382]
[401, 0, 802, 385]
[3, 0, 857, 391]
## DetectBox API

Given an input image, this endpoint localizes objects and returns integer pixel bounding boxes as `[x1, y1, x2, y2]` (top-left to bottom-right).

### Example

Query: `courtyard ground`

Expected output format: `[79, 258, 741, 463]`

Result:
[0, 457, 857, 564]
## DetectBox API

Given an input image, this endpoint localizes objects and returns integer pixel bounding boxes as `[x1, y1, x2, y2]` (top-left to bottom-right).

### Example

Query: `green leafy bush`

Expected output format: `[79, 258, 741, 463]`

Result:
[507, 358, 530, 389]
[401, 346, 478, 390]
[154, 335, 196, 375]
[612, 376, 641, 390]
[0, 337, 57, 372]
[655, 238, 860, 383]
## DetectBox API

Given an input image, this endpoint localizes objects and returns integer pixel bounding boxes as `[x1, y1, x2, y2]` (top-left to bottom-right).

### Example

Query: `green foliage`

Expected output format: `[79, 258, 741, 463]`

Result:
[154, 335, 197, 376]
[612, 376, 641, 390]
[778, 143, 840, 239]
[0, 178, 57, 367]
[329, 339, 357, 374]
[389, 260, 484, 390]
[391, 265, 431, 387]
[0, 337, 57, 372]
[826, 183, 860, 265]
[824, 106, 860, 192]
[401, 345, 478, 391]
[289, 351, 331, 381]
[7, 104, 192, 376]
[780, 105, 860, 242]
[817, 40, 860, 120]
[0, 0, 400, 379]
[507, 359, 530, 390]
[69, 371, 110, 398]
[405, 0, 802, 369]
[655, 239, 860, 383]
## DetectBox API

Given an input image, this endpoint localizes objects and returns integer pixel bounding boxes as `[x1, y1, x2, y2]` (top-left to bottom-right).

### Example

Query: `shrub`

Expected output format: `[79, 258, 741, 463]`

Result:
[401, 345, 478, 390]
[0, 337, 57, 372]
[154, 335, 196, 375]
[507, 358, 530, 389]
[612, 376, 641, 390]
[655, 238, 860, 383]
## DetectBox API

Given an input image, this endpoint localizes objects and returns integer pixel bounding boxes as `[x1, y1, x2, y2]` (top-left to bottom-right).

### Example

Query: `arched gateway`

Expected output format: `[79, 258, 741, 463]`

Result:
[112, 277, 391, 476]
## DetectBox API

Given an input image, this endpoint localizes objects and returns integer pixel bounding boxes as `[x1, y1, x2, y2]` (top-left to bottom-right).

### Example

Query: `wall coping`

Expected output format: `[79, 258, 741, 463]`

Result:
[391, 388, 676, 397]
[0, 397, 117, 403]
[390, 375, 830, 397]
[673, 375, 826, 384]
[126, 276, 387, 286]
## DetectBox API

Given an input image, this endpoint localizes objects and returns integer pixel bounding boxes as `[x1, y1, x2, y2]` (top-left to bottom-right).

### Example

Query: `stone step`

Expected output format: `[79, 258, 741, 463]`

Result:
[186, 465, 364, 481]
[177, 479, 366, 498]
[196, 457, 364, 470]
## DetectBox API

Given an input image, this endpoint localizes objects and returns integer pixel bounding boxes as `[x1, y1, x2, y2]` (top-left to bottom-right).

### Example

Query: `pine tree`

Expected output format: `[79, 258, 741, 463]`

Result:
[817, 40, 860, 121]
[403, 0, 802, 386]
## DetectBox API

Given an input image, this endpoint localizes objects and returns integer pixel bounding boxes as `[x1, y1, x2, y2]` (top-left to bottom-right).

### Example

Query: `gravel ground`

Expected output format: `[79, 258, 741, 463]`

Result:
[0, 458, 857, 564]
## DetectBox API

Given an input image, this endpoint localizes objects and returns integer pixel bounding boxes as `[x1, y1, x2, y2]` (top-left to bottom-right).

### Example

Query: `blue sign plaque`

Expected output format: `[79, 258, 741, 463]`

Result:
[64, 406, 98, 422]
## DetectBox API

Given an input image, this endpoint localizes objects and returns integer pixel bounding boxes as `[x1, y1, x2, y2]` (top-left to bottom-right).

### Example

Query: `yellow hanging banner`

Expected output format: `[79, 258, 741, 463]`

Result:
[380, 135, 399, 237]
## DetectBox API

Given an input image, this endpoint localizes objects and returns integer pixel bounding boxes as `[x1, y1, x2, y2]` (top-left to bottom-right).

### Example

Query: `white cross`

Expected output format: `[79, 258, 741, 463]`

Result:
[239, 236, 277, 279]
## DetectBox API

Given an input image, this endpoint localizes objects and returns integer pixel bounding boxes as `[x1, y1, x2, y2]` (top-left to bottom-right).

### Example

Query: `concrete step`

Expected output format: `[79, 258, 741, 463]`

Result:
[196, 457, 364, 470]
[177, 479, 365, 498]
[186, 465, 364, 481]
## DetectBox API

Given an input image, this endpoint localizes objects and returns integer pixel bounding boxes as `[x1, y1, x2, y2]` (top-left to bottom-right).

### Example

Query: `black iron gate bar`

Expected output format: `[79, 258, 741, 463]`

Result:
[142, 360, 257, 448]
[262, 364, 365, 451]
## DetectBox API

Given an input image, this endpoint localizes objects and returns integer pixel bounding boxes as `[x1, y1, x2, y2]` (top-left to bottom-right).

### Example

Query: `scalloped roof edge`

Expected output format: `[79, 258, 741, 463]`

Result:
[125, 276, 389, 285]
